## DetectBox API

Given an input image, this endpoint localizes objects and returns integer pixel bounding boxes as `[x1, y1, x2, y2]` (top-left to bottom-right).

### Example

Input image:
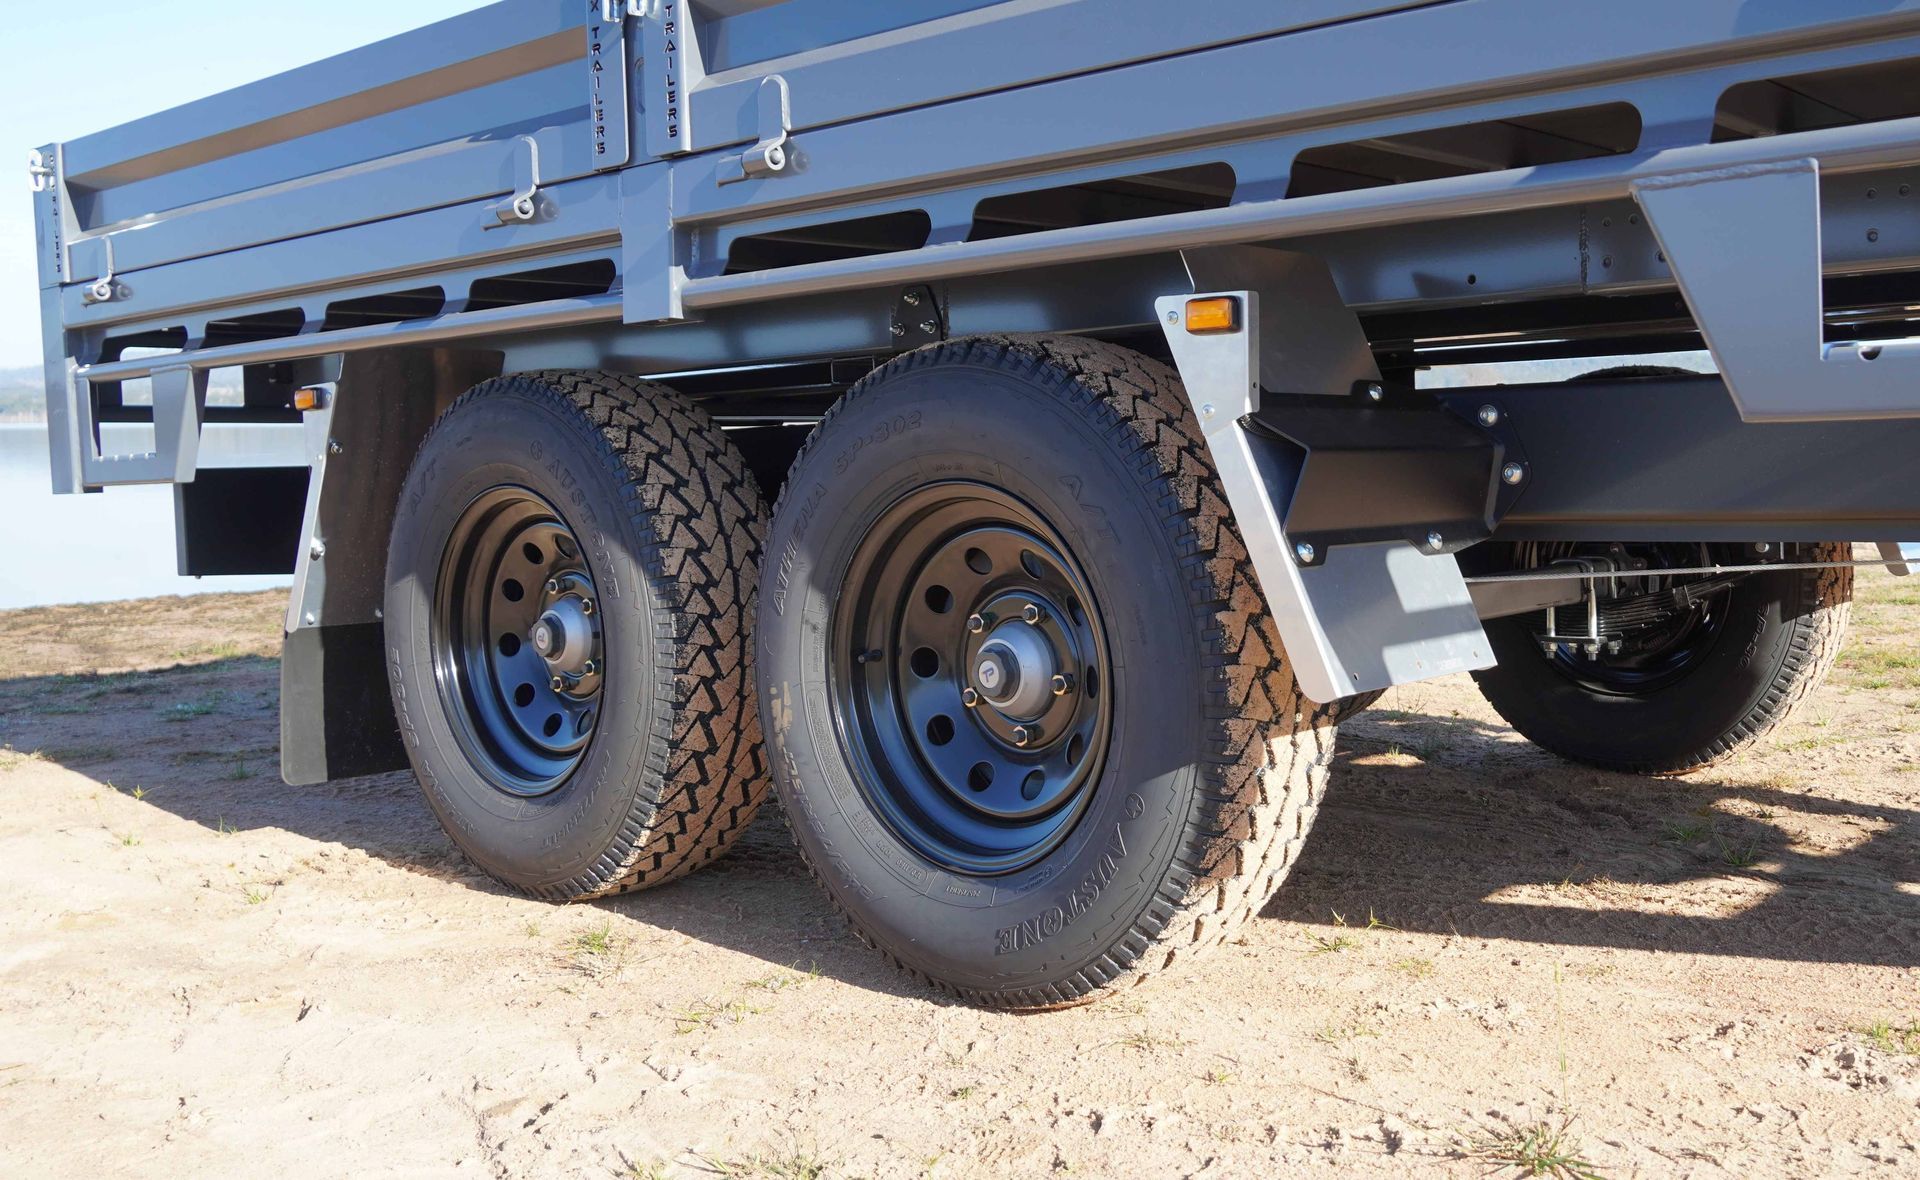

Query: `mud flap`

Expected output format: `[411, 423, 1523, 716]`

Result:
[1155, 247, 1492, 703]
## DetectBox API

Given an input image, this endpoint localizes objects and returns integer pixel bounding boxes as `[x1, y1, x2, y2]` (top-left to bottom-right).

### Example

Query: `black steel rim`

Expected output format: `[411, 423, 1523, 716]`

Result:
[830, 482, 1113, 875]
[433, 485, 604, 796]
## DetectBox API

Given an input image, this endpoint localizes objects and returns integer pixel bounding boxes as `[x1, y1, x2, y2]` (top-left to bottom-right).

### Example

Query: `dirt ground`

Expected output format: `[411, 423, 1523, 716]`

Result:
[1, 570, 1916, 1179]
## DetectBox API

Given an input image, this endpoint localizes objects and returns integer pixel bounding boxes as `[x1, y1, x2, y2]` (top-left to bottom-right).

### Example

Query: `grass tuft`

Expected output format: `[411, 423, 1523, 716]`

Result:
[1466, 1115, 1606, 1179]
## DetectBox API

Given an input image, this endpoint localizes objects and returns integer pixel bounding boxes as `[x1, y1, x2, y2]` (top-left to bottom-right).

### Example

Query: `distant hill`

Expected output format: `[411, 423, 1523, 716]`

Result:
[0, 367, 43, 421]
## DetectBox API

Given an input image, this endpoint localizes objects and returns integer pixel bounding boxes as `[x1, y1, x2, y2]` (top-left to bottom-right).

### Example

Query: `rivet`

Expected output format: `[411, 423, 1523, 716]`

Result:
[1364, 383, 1384, 402]
[1165, 310, 1179, 324]
[1427, 531, 1445, 551]
[1868, 228, 1880, 243]
[1502, 462, 1525, 485]
[1477, 405, 1500, 427]
[1294, 542, 1316, 564]
[308, 539, 326, 560]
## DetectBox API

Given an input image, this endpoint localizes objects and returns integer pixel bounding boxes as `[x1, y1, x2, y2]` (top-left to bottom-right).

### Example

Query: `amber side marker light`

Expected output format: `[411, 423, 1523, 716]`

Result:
[292, 386, 328, 412]
[1183, 296, 1240, 334]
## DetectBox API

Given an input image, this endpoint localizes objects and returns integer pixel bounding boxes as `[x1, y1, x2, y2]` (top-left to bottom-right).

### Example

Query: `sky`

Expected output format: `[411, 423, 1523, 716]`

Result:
[0, 0, 499, 370]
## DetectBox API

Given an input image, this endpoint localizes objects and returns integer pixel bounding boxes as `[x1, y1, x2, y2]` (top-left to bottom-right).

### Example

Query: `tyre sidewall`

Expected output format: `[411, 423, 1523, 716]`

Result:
[762, 352, 1206, 995]
[386, 384, 662, 891]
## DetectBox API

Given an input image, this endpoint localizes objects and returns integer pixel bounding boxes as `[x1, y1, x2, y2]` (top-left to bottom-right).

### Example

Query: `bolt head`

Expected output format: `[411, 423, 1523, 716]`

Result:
[903, 291, 921, 306]
[581, 660, 598, 677]
[1426, 531, 1445, 551]
[327, 438, 343, 455]
[1011, 726, 1031, 747]
[962, 687, 980, 708]
[1165, 310, 1180, 324]
[550, 675, 567, 691]
[1365, 383, 1384, 402]
[579, 598, 594, 616]
[919, 320, 938, 334]
[545, 579, 561, 594]
[1050, 673, 1072, 696]
[1501, 462, 1525, 485]
[1021, 603, 1043, 625]
[1200, 402, 1216, 419]
[308, 540, 326, 560]
[890, 324, 906, 337]
[966, 613, 986, 634]
[1294, 542, 1316, 565]
[1477, 404, 1500, 427]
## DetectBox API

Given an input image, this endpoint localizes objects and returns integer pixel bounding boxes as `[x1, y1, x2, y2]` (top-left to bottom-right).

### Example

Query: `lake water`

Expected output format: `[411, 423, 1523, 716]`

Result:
[0, 423, 297, 610]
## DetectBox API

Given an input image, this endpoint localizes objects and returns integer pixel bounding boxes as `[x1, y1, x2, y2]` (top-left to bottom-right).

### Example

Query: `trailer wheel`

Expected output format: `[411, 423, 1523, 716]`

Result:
[384, 371, 769, 898]
[1472, 544, 1851, 775]
[757, 336, 1338, 1008]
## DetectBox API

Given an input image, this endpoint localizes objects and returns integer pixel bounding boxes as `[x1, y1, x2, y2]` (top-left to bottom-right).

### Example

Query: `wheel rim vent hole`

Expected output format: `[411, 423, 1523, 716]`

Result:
[542, 714, 562, 738]
[521, 542, 544, 566]
[1019, 550, 1045, 579]
[513, 683, 536, 708]
[1020, 770, 1045, 801]
[967, 762, 994, 791]
[965, 548, 993, 575]
[498, 633, 521, 657]
[924, 585, 953, 613]
[910, 647, 941, 678]
[926, 715, 955, 746]
[1066, 733, 1086, 763]
[1084, 666, 1099, 700]
[502, 578, 525, 602]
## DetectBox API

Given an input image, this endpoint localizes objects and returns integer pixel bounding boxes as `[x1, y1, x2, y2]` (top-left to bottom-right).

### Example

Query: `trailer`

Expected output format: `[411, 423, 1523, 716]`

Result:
[28, 0, 1920, 1007]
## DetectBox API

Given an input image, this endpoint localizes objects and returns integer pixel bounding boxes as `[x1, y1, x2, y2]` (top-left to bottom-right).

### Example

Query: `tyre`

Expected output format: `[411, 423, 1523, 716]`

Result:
[758, 336, 1339, 1008]
[385, 370, 769, 898]
[1471, 543, 1851, 775]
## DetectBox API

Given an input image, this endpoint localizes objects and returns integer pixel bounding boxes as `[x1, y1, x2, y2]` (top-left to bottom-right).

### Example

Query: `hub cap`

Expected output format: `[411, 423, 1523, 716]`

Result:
[433, 486, 603, 796]
[831, 482, 1112, 874]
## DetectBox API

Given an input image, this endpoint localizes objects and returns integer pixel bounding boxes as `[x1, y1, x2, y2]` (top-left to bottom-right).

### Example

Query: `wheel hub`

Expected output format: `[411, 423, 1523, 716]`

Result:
[972, 617, 1056, 718]
[532, 586, 596, 682]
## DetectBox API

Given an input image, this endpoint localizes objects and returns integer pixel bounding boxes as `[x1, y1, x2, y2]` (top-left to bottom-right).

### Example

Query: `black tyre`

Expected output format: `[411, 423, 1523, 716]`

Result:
[758, 336, 1339, 1008]
[1472, 543, 1851, 775]
[385, 370, 769, 898]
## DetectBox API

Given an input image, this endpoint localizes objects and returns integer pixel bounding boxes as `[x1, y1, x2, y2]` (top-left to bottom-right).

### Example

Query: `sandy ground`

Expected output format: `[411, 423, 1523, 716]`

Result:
[1, 573, 1916, 1179]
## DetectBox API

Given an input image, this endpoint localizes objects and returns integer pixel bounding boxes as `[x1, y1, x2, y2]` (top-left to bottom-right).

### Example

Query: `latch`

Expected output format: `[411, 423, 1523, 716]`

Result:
[27, 149, 55, 193]
[77, 236, 121, 305]
[488, 136, 543, 227]
[718, 75, 792, 186]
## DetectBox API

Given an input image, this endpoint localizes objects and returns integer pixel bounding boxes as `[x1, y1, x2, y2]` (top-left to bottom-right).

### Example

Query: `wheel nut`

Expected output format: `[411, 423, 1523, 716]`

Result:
[579, 598, 594, 616]
[581, 660, 598, 677]
[962, 688, 980, 708]
[549, 675, 566, 691]
[1011, 726, 1032, 747]
[966, 613, 986, 634]
[545, 579, 561, 594]
[1021, 603, 1043, 625]
[1050, 673, 1073, 696]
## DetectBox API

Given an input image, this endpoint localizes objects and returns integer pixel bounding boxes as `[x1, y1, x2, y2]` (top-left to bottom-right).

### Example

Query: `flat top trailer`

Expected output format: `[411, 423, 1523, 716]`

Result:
[28, 0, 1920, 1006]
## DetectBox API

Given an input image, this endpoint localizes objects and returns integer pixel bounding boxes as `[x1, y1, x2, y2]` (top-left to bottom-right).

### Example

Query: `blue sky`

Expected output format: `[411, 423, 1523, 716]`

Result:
[0, 1, 498, 370]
